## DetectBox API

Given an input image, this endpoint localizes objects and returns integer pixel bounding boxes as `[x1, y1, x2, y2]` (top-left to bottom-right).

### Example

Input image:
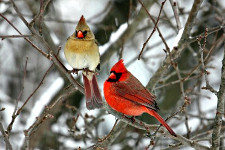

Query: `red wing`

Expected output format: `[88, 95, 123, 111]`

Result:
[114, 75, 159, 111]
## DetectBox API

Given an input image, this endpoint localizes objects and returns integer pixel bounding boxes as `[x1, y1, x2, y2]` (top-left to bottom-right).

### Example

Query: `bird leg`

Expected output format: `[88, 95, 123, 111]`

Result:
[83, 68, 95, 75]
[69, 68, 83, 75]
[123, 114, 136, 123]
[130, 116, 136, 123]
[69, 68, 97, 76]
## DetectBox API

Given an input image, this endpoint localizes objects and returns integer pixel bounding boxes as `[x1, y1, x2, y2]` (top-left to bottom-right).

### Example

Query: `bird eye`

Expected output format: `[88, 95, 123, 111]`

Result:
[83, 30, 87, 36]
[75, 30, 78, 37]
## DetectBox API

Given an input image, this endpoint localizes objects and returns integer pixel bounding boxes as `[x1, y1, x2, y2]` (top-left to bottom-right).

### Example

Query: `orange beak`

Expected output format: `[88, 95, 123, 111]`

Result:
[109, 72, 116, 80]
[77, 30, 84, 38]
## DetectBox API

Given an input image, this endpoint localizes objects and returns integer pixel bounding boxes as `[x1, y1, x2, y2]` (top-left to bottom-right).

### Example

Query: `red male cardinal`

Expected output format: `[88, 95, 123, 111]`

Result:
[64, 15, 103, 110]
[104, 59, 176, 136]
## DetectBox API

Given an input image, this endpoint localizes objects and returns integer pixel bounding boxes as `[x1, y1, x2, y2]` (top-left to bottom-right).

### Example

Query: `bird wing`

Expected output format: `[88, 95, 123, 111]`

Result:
[114, 75, 159, 111]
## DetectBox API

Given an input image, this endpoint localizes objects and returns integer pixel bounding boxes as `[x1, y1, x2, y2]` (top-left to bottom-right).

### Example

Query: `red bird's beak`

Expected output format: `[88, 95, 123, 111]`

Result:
[77, 30, 84, 38]
[109, 72, 116, 80]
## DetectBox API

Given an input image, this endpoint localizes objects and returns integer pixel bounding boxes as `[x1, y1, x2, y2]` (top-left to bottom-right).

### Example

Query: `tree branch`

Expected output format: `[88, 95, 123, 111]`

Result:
[211, 38, 225, 150]
[146, 0, 204, 90]
[0, 122, 13, 150]
[101, 0, 155, 66]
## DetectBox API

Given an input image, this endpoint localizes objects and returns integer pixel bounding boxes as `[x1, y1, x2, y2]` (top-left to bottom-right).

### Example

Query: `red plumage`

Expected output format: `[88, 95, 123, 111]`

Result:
[103, 59, 176, 136]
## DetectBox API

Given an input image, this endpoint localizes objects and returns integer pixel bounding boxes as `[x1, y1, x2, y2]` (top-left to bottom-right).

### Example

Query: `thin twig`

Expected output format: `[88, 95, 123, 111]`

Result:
[29, 0, 51, 35]
[138, 0, 168, 60]
[101, 1, 154, 67]
[197, 28, 217, 95]
[13, 57, 28, 114]
[147, 0, 204, 90]
[9, 0, 53, 54]
[24, 114, 54, 150]
[98, 119, 119, 142]
[169, 0, 182, 31]
[93, 120, 127, 149]
[24, 84, 76, 149]
[9, 0, 29, 26]
[0, 34, 33, 39]
[0, 13, 49, 59]
[19, 64, 53, 114]
[7, 63, 53, 136]
[7, 57, 28, 134]
[173, 62, 191, 138]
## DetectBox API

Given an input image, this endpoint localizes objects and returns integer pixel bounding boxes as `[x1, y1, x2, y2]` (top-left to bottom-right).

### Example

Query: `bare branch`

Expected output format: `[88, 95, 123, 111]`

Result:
[101, 1, 155, 67]
[0, 34, 33, 39]
[138, 0, 168, 60]
[147, 0, 204, 90]
[7, 57, 28, 134]
[7, 63, 53, 135]
[169, 0, 182, 31]
[24, 85, 76, 149]
[197, 28, 217, 95]
[0, 13, 49, 59]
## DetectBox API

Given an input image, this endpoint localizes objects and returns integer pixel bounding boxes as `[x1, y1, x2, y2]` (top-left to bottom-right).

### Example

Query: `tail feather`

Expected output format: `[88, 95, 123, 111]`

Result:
[83, 74, 92, 109]
[92, 75, 103, 108]
[83, 74, 103, 110]
[147, 110, 176, 137]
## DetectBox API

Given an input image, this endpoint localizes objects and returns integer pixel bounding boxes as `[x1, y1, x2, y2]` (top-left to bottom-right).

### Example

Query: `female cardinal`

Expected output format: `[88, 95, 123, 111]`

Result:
[104, 59, 176, 136]
[64, 15, 103, 110]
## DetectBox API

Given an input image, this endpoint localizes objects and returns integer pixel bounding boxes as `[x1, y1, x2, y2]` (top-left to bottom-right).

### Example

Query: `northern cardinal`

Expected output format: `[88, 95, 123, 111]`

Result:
[104, 59, 176, 136]
[64, 15, 103, 110]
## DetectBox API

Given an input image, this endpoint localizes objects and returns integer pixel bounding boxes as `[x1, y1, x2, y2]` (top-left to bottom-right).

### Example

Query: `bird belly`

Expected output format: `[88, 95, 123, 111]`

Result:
[64, 39, 99, 70]
[64, 52, 90, 69]
[106, 95, 147, 116]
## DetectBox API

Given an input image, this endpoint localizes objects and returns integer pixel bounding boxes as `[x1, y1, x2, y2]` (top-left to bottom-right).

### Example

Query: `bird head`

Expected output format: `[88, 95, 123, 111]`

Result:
[74, 15, 95, 40]
[107, 59, 128, 82]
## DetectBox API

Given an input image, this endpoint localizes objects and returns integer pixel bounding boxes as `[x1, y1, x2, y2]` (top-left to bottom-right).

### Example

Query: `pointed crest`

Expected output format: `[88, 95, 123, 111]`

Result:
[75, 15, 89, 31]
[110, 59, 127, 73]
[78, 15, 86, 25]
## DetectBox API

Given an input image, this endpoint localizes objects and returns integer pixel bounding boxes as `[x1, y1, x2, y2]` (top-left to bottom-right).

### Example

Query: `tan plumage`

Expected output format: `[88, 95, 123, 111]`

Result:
[64, 16, 99, 72]
[65, 37, 99, 72]
[64, 15, 103, 110]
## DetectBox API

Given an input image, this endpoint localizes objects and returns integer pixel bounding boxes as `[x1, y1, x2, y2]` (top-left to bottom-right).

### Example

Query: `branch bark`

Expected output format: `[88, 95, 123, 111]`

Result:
[211, 40, 225, 150]
[0, 122, 13, 150]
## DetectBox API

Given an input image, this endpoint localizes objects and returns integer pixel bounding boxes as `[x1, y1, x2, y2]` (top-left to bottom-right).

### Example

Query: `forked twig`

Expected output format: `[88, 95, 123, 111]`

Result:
[138, 0, 168, 60]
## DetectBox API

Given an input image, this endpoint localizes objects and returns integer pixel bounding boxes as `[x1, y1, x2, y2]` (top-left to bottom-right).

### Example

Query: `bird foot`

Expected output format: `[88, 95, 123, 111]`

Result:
[69, 68, 83, 75]
[83, 68, 96, 75]
[130, 116, 136, 123]
[84, 68, 95, 73]
[123, 115, 136, 123]
[69, 68, 97, 76]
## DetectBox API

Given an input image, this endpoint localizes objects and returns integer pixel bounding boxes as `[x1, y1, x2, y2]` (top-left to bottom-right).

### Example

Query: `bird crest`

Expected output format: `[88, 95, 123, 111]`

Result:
[76, 15, 89, 31]
[78, 15, 86, 26]
[110, 59, 127, 73]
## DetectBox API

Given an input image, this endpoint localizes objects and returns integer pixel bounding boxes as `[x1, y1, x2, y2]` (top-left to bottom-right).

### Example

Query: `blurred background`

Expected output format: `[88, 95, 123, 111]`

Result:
[0, 0, 224, 149]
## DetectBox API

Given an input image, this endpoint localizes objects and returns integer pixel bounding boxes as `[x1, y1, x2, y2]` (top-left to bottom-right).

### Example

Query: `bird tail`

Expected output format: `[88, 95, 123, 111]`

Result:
[147, 110, 176, 137]
[82, 73, 103, 110]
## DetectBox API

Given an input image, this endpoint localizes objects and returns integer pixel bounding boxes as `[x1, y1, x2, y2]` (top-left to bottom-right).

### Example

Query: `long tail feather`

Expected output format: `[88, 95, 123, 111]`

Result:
[147, 110, 176, 137]
[91, 75, 103, 107]
[83, 74, 103, 110]
[83, 74, 92, 108]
